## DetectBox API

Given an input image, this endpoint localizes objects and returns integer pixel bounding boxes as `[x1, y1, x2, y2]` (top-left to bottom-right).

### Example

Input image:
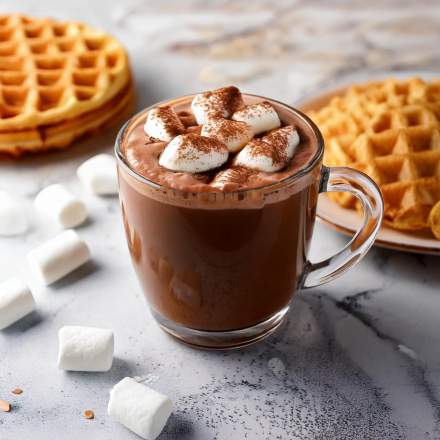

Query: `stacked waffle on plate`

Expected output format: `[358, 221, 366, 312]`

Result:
[0, 13, 134, 156]
[308, 77, 440, 238]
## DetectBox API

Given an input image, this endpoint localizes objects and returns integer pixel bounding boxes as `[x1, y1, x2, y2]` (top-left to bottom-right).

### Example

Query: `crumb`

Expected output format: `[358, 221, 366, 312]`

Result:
[84, 409, 94, 419]
[0, 399, 11, 412]
[11, 388, 23, 395]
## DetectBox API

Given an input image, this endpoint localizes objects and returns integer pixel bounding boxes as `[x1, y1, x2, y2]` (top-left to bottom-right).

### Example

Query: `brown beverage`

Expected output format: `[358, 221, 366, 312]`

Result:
[116, 87, 383, 348]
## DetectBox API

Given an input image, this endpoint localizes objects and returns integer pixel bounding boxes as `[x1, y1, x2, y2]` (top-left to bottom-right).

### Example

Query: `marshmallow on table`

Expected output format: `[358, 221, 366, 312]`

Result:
[108, 377, 172, 440]
[77, 154, 118, 196]
[235, 125, 300, 172]
[0, 191, 28, 236]
[201, 118, 253, 153]
[191, 86, 244, 125]
[232, 101, 281, 135]
[27, 229, 90, 286]
[159, 133, 229, 173]
[144, 106, 185, 142]
[0, 278, 35, 330]
[34, 184, 87, 229]
[58, 325, 114, 372]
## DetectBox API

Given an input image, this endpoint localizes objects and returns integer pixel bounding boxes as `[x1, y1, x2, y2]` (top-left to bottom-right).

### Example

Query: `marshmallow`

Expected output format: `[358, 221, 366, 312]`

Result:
[201, 118, 253, 153]
[77, 154, 118, 195]
[0, 278, 35, 330]
[211, 167, 252, 191]
[144, 106, 185, 142]
[27, 229, 90, 286]
[108, 377, 172, 440]
[232, 101, 281, 135]
[0, 191, 28, 236]
[191, 86, 244, 125]
[58, 325, 114, 372]
[159, 133, 228, 173]
[34, 184, 87, 229]
[235, 125, 300, 172]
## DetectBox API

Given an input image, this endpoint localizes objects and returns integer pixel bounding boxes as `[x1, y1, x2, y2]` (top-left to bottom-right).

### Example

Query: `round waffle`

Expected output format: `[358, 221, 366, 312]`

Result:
[0, 13, 133, 155]
[308, 77, 440, 237]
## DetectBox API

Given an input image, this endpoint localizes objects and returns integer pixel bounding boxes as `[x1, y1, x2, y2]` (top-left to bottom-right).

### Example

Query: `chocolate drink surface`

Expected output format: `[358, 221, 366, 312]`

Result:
[118, 90, 322, 332]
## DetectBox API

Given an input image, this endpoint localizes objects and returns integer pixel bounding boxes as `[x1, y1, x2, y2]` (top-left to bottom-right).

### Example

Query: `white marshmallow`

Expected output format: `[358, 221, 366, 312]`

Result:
[144, 106, 185, 142]
[201, 118, 253, 153]
[235, 126, 300, 172]
[265, 125, 300, 159]
[34, 184, 87, 229]
[232, 101, 281, 135]
[0, 191, 28, 236]
[108, 377, 172, 440]
[0, 278, 35, 330]
[159, 133, 228, 173]
[191, 86, 244, 125]
[77, 154, 118, 196]
[27, 229, 90, 286]
[58, 325, 114, 372]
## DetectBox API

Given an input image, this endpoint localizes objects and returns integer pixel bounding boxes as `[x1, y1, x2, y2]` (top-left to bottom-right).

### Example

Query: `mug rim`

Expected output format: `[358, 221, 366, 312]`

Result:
[115, 92, 324, 195]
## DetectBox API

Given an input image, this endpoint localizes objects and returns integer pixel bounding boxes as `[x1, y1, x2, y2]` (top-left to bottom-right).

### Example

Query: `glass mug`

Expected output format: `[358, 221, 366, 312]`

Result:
[115, 93, 383, 349]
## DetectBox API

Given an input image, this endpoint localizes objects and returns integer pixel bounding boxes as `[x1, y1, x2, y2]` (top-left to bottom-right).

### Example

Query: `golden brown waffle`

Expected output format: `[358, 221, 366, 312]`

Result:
[308, 77, 440, 237]
[0, 13, 133, 154]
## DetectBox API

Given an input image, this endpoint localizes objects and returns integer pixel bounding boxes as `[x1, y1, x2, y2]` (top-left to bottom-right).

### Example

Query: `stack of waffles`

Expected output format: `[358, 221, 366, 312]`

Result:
[308, 77, 440, 239]
[0, 13, 134, 156]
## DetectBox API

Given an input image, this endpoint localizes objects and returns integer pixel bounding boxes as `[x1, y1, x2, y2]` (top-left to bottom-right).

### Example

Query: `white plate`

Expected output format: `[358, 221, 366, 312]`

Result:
[297, 70, 440, 255]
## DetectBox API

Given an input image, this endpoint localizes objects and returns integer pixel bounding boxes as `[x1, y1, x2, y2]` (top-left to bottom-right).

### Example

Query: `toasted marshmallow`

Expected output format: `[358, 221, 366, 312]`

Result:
[232, 101, 281, 135]
[108, 377, 172, 440]
[191, 86, 244, 125]
[201, 118, 253, 153]
[235, 125, 300, 172]
[159, 133, 228, 173]
[0, 191, 28, 236]
[144, 106, 185, 142]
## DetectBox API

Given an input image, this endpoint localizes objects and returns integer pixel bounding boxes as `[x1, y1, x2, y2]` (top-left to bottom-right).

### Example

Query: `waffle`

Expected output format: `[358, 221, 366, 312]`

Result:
[0, 13, 133, 155]
[308, 77, 440, 237]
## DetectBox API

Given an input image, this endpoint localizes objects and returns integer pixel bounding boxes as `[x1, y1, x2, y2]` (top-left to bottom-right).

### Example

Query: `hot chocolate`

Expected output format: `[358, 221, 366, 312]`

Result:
[117, 87, 322, 342]
[122, 87, 318, 193]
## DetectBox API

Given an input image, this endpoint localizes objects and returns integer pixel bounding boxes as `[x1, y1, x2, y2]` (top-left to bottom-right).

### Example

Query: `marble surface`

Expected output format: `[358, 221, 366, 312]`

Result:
[1, 1, 440, 439]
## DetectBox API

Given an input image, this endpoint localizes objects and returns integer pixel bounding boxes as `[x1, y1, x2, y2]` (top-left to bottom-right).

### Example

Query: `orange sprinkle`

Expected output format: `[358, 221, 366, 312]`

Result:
[83, 410, 94, 419]
[0, 399, 11, 412]
[11, 388, 23, 395]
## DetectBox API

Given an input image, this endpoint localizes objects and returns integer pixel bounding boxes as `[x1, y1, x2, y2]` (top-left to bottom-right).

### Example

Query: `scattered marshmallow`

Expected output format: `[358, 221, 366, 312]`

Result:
[27, 229, 90, 286]
[144, 106, 185, 142]
[108, 377, 172, 440]
[201, 118, 253, 152]
[235, 125, 300, 172]
[58, 325, 114, 372]
[159, 133, 228, 173]
[0, 278, 35, 330]
[34, 184, 87, 229]
[77, 154, 118, 196]
[232, 101, 281, 135]
[0, 191, 28, 237]
[191, 86, 244, 125]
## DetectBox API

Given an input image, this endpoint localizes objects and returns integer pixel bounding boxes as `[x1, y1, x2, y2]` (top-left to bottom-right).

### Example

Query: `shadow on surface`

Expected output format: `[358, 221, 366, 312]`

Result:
[1, 310, 45, 334]
[50, 260, 101, 290]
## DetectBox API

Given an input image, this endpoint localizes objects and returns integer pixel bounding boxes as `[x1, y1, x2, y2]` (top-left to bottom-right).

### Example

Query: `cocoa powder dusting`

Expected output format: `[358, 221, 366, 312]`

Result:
[151, 106, 185, 137]
[195, 86, 244, 119]
[176, 133, 228, 160]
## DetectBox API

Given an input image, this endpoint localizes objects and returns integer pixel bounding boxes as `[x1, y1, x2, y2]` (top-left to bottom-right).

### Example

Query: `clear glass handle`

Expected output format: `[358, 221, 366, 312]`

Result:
[301, 166, 384, 289]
